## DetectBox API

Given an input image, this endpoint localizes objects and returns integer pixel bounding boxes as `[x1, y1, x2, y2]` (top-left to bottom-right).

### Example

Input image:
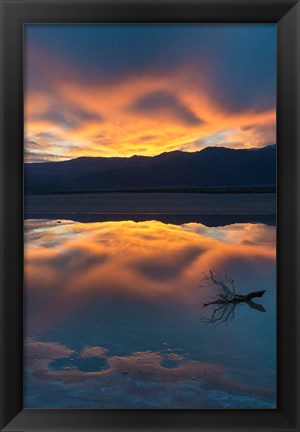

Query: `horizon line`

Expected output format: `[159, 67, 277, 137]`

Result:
[25, 143, 276, 164]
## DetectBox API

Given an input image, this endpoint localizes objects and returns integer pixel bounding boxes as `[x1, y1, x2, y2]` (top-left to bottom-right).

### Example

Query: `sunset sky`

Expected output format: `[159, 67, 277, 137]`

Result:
[24, 24, 276, 163]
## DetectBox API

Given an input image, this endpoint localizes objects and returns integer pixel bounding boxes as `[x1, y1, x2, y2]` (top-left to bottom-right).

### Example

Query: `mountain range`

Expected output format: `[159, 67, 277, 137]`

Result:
[25, 144, 276, 194]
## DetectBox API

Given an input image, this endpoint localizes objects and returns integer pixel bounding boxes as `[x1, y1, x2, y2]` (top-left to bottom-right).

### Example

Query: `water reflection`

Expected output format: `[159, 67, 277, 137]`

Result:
[24, 219, 276, 408]
[200, 270, 266, 325]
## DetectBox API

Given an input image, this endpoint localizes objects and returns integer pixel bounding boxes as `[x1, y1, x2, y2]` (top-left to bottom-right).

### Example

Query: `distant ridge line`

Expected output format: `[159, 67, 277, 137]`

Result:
[25, 144, 276, 194]
[25, 143, 276, 165]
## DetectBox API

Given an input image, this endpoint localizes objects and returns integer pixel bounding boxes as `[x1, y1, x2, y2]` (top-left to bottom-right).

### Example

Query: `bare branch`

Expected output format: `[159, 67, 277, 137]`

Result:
[200, 270, 266, 326]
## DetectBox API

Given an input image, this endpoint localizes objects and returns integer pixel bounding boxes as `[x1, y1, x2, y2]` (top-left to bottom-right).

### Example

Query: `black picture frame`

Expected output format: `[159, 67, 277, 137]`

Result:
[0, 0, 299, 430]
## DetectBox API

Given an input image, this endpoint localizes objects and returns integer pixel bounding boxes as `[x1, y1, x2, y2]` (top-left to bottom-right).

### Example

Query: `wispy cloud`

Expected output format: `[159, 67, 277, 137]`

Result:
[24, 24, 276, 161]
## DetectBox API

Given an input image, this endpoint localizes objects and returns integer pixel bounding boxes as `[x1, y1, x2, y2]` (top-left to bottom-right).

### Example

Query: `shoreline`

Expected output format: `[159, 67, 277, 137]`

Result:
[25, 186, 276, 196]
[25, 192, 276, 221]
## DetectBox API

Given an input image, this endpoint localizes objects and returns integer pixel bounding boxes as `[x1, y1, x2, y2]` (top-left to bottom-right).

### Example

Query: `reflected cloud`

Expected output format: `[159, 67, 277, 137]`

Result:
[81, 346, 108, 358]
[25, 338, 274, 401]
[133, 245, 204, 282]
[24, 218, 276, 408]
[184, 222, 276, 245]
[24, 219, 275, 331]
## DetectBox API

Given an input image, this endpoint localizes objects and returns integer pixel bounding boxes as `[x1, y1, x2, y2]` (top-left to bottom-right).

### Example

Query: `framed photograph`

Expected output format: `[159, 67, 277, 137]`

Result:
[0, 0, 299, 431]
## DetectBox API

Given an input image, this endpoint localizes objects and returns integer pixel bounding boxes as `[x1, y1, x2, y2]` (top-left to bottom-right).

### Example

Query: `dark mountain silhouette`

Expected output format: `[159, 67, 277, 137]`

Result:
[25, 144, 276, 194]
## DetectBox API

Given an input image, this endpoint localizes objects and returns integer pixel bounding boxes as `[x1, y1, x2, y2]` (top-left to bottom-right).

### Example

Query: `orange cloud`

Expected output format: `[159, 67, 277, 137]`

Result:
[24, 50, 276, 161]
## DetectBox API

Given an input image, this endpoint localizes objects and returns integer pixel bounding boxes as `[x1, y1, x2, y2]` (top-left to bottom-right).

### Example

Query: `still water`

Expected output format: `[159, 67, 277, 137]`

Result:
[24, 217, 276, 408]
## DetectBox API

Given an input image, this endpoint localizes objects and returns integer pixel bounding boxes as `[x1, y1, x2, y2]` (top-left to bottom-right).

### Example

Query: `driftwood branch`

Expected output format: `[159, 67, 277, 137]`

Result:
[200, 270, 266, 325]
[202, 289, 266, 307]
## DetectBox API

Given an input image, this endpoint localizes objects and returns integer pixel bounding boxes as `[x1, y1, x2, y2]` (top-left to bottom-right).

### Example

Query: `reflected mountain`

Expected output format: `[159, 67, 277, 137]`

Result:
[24, 213, 276, 227]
